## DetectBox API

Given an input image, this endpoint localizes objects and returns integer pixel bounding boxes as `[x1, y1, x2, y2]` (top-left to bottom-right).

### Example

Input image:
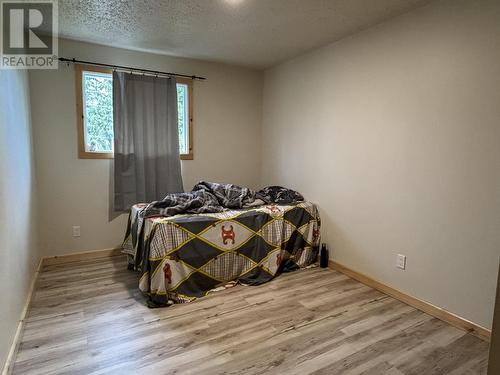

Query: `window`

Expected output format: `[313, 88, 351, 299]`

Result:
[75, 64, 193, 159]
[176, 78, 193, 159]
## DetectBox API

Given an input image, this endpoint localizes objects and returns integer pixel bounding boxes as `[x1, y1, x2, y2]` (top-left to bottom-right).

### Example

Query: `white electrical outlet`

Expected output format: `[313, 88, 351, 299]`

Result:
[72, 226, 81, 237]
[396, 254, 406, 270]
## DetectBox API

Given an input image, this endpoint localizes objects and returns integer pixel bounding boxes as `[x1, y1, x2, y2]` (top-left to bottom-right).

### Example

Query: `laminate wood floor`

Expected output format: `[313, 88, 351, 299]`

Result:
[11, 256, 489, 375]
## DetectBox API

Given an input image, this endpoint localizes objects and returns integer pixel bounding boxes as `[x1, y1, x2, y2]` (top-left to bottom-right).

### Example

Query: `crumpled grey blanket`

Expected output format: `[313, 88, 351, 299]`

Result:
[139, 181, 303, 218]
[193, 181, 257, 208]
[256, 185, 304, 205]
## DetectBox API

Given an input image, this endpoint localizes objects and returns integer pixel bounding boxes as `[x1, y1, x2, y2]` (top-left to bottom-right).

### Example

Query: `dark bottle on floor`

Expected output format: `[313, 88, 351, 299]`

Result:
[320, 243, 329, 268]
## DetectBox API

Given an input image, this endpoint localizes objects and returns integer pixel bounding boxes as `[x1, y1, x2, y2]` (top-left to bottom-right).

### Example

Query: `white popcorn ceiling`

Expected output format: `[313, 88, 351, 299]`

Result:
[57, 0, 435, 69]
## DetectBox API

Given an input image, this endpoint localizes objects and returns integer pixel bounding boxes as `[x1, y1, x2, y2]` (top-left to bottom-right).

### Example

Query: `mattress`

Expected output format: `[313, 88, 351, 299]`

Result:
[123, 201, 321, 306]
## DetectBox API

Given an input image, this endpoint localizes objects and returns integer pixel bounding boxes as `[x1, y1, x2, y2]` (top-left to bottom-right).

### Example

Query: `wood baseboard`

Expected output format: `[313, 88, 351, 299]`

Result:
[329, 260, 491, 342]
[42, 247, 123, 266]
[1, 258, 43, 375]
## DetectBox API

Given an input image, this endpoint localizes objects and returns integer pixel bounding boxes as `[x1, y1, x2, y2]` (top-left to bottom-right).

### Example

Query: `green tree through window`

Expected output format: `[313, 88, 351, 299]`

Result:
[177, 83, 188, 155]
[83, 72, 114, 152]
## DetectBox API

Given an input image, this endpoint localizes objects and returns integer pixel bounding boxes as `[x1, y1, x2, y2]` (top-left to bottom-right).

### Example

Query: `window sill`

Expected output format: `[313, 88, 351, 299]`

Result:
[78, 152, 193, 160]
[79, 151, 114, 159]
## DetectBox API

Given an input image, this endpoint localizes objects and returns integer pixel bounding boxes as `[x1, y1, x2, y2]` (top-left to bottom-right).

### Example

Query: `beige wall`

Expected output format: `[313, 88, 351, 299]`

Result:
[261, 0, 500, 329]
[30, 39, 263, 257]
[0, 70, 39, 372]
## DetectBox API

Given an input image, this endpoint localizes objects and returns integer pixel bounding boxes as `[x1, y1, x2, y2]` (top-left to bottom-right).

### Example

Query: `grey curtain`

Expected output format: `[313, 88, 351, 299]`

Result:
[113, 72, 183, 211]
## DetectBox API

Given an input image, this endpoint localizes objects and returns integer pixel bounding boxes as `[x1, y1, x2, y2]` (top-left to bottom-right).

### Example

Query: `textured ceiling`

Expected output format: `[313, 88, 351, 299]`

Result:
[57, 0, 434, 69]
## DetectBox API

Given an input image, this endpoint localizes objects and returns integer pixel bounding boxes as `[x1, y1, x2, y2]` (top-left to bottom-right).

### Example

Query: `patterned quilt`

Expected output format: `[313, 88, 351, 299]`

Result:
[123, 202, 321, 306]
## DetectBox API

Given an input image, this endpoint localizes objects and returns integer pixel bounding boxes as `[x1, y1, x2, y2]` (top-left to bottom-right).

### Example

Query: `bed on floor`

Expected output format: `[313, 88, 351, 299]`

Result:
[123, 201, 321, 306]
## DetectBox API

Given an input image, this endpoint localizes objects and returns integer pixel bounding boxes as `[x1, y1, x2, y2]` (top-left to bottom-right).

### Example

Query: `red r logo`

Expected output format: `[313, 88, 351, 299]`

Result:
[313, 228, 320, 242]
[163, 263, 172, 284]
[221, 224, 235, 245]
[267, 205, 280, 214]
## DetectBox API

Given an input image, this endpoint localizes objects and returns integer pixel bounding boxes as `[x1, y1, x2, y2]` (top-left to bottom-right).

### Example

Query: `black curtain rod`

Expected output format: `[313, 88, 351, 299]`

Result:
[58, 57, 206, 80]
